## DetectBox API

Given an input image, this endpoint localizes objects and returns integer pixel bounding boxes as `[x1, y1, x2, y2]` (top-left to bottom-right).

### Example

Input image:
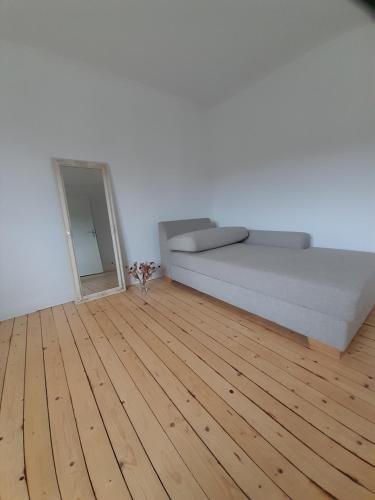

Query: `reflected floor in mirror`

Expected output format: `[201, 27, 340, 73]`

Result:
[81, 270, 118, 296]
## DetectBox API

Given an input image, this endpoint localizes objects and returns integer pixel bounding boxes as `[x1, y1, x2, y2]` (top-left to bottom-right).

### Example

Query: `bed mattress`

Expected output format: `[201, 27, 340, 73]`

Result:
[170, 243, 375, 322]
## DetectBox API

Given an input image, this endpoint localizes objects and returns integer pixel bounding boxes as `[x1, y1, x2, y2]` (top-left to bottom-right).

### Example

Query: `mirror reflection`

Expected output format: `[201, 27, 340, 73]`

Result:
[61, 166, 119, 296]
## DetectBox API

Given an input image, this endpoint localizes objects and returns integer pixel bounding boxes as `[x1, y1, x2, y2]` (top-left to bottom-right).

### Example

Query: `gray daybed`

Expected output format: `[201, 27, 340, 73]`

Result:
[159, 218, 375, 356]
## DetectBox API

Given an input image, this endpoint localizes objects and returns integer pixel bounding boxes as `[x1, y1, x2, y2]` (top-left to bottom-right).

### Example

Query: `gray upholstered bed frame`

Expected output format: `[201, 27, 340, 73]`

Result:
[159, 218, 375, 357]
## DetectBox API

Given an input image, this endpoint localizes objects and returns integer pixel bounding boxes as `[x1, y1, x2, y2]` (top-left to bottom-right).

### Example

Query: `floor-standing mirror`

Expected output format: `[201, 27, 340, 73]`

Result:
[55, 159, 125, 300]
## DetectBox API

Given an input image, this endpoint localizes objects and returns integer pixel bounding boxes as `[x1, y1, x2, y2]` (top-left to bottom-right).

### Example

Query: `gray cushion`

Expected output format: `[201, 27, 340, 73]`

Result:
[246, 230, 310, 249]
[159, 218, 216, 276]
[170, 243, 375, 322]
[168, 227, 249, 253]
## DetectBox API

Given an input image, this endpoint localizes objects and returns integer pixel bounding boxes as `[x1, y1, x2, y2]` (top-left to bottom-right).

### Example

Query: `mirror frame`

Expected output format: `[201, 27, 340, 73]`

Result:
[54, 158, 126, 302]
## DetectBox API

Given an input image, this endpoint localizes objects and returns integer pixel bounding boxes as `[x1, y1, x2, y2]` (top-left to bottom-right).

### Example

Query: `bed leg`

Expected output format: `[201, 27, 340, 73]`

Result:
[164, 276, 173, 284]
[308, 338, 343, 359]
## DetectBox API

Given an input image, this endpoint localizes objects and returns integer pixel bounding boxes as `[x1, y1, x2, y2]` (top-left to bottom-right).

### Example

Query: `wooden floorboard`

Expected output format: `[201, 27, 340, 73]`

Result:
[64, 302, 170, 500]
[81, 271, 118, 296]
[40, 308, 95, 500]
[122, 289, 373, 500]
[361, 325, 375, 341]
[0, 319, 13, 402]
[101, 296, 291, 499]
[0, 316, 29, 500]
[1, 281, 375, 499]
[167, 282, 375, 393]
[127, 288, 375, 488]
[24, 311, 61, 499]
[83, 300, 246, 500]
[52, 305, 131, 500]
[163, 283, 375, 418]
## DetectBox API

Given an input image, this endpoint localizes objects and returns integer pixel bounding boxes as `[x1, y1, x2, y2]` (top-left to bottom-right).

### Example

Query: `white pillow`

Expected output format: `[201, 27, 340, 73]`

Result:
[168, 226, 249, 252]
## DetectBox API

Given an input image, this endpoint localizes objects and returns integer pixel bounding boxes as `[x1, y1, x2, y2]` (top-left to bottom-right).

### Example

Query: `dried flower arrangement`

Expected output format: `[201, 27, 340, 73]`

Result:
[127, 261, 159, 292]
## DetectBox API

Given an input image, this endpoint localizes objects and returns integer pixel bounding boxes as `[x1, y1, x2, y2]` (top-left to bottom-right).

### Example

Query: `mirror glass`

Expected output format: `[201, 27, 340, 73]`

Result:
[61, 166, 120, 297]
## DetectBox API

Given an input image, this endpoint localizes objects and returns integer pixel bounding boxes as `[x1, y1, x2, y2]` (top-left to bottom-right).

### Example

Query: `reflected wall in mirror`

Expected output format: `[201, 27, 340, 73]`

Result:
[55, 159, 125, 300]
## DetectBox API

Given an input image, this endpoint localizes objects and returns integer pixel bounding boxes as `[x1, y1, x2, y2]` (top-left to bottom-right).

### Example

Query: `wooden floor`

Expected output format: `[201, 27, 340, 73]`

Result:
[81, 270, 118, 296]
[1, 281, 375, 500]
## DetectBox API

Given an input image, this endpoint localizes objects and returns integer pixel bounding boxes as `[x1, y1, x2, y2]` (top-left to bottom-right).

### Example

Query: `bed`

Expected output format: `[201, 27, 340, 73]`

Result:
[159, 218, 375, 356]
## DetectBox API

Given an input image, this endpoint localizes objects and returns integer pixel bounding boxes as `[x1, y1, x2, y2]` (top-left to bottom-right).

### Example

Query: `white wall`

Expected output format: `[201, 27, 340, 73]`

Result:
[1, 25, 374, 320]
[207, 25, 375, 252]
[0, 41, 210, 319]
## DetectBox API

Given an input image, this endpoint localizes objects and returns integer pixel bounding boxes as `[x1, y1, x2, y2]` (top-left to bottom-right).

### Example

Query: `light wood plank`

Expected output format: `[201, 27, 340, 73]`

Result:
[308, 337, 342, 359]
[64, 302, 169, 500]
[162, 284, 375, 428]
[129, 288, 375, 490]
[121, 290, 373, 500]
[81, 270, 118, 296]
[166, 281, 375, 391]
[24, 311, 61, 500]
[361, 324, 375, 341]
[0, 319, 14, 401]
[71, 303, 207, 500]
[350, 338, 375, 353]
[40, 308, 95, 500]
[355, 335, 375, 352]
[346, 349, 375, 367]
[158, 284, 375, 410]
[171, 281, 375, 386]
[366, 312, 375, 328]
[3, 282, 375, 500]
[106, 293, 326, 500]
[84, 300, 246, 500]
[0, 316, 29, 500]
[152, 287, 375, 452]
[52, 305, 131, 500]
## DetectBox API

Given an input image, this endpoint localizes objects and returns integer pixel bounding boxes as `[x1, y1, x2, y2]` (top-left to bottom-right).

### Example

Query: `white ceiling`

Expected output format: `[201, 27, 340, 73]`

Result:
[0, 0, 370, 107]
